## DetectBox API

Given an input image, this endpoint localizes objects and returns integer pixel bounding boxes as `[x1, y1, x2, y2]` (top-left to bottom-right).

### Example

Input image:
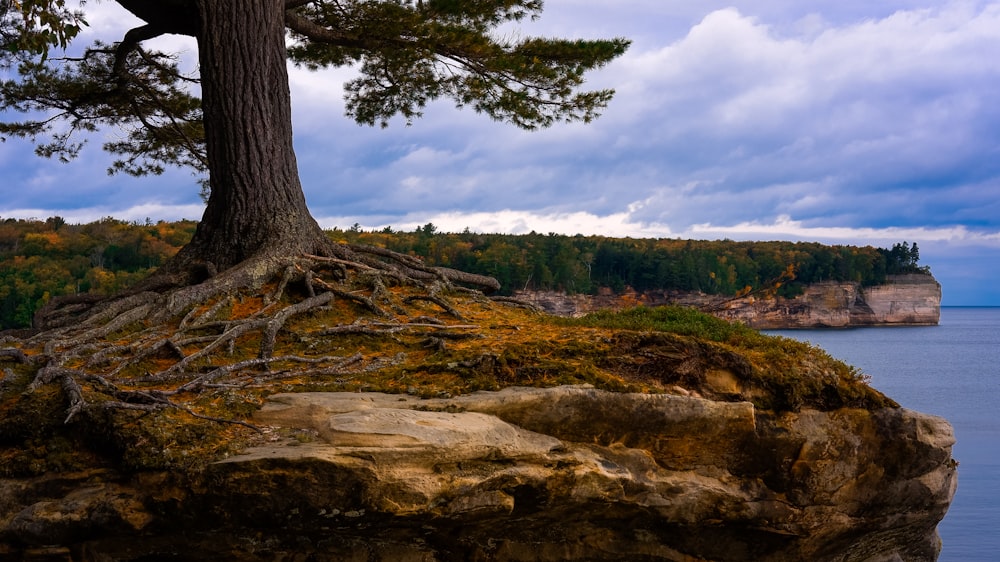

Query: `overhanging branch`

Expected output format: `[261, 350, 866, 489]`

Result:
[114, 0, 199, 37]
[284, 10, 365, 48]
[113, 24, 167, 85]
[284, 0, 315, 9]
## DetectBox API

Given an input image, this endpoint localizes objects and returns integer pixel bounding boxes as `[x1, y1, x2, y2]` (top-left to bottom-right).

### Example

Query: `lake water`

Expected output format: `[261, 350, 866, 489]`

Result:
[766, 307, 1000, 562]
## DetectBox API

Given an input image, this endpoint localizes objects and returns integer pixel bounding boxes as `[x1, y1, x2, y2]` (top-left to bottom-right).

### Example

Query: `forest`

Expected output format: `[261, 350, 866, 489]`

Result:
[331, 224, 927, 296]
[0, 217, 198, 329]
[0, 217, 927, 330]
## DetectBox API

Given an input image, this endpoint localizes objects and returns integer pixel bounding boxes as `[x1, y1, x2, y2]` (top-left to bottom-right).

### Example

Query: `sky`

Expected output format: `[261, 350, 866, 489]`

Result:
[2, 1, 999, 305]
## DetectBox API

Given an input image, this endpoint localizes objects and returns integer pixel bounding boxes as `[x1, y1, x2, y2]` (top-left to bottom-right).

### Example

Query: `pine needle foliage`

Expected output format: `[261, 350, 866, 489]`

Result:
[3, 0, 628, 174]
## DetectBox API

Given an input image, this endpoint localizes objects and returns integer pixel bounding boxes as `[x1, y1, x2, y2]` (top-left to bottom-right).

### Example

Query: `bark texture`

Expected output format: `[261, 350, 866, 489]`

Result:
[162, 0, 332, 282]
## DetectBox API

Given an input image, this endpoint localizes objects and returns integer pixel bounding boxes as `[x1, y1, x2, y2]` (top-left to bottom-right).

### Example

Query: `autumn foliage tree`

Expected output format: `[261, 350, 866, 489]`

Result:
[0, 217, 197, 329]
[0, 215, 927, 330]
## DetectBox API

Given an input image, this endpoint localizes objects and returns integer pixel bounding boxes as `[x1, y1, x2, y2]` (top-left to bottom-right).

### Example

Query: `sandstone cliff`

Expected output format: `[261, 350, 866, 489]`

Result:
[0, 283, 955, 561]
[515, 274, 942, 329]
[0, 386, 956, 561]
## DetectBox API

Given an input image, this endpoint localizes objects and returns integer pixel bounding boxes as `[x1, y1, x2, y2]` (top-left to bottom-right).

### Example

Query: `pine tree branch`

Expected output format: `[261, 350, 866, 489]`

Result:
[114, 0, 199, 37]
[113, 24, 166, 85]
[284, 10, 367, 49]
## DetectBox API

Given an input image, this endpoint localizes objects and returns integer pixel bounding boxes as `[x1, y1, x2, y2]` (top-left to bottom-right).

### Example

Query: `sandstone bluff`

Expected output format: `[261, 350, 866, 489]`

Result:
[1, 385, 955, 561]
[0, 271, 954, 561]
[517, 274, 942, 329]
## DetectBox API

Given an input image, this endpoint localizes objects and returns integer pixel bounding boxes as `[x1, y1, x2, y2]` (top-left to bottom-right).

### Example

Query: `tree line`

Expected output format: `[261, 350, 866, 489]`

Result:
[333, 224, 929, 296]
[0, 217, 197, 329]
[1, 217, 928, 330]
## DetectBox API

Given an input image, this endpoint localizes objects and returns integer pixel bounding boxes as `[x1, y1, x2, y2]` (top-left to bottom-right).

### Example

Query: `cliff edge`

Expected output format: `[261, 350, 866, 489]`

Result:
[0, 386, 957, 561]
[711, 273, 941, 329]
[224, 386, 955, 561]
[0, 283, 954, 561]
[516, 274, 942, 329]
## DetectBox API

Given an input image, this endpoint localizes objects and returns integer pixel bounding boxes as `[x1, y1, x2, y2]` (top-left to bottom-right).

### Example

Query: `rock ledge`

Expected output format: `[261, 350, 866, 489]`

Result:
[0, 385, 956, 561]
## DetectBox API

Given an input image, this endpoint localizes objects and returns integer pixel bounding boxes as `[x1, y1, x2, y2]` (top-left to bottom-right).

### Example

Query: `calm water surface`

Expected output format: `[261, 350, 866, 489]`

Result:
[766, 307, 1000, 562]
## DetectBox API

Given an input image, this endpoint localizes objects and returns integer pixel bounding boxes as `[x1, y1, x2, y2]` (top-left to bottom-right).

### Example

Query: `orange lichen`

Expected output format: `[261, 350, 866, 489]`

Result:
[1, 271, 893, 477]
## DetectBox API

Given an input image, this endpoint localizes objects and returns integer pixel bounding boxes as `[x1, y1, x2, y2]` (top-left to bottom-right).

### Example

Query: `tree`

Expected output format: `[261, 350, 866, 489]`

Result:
[2, 0, 628, 301]
[0, 1, 628, 425]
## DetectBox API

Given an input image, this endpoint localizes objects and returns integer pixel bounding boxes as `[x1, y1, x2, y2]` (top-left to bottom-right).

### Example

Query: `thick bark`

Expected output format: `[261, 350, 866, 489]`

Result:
[157, 0, 332, 284]
[115, 0, 498, 297]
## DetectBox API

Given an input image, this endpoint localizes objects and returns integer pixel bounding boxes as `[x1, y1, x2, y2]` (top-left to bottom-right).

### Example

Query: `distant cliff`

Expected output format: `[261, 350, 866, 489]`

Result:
[515, 274, 941, 329]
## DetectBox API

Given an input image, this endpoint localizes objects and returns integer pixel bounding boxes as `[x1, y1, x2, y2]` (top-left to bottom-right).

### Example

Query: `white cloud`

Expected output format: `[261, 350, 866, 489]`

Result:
[1, 203, 206, 224]
[5, 1, 1000, 304]
[688, 214, 1000, 245]
[312, 209, 1000, 272]
[315, 209, 662, 238]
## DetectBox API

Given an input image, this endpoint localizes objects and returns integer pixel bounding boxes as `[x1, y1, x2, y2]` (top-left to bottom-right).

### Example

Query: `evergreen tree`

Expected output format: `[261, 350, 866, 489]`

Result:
[2, 0, 628, 294]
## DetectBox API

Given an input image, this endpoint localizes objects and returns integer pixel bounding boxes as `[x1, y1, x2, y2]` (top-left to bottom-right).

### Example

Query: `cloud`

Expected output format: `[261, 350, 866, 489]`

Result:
[279, 3, 1000, 241]
[4, 1, 1000, 304]
[315, 209, 662, 238]
[29, 1, 996, 238]
[317, 208, 1000, 247]
[687, 214, 1000, 245]
[0, 202, 206, 225]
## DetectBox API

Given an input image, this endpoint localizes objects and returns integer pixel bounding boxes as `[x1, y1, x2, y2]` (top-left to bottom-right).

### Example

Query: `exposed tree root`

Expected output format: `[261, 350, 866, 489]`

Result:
[0, 244, 504, 433]
[489, 295, 543, 312]
[0, 348, 32, 364]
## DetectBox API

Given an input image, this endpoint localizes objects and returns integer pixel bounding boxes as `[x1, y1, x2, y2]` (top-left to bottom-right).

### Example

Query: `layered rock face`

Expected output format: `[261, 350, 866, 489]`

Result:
[516, 274, 942, 328]
[712, 274, 942, 329]
[0, 386, 956, 561]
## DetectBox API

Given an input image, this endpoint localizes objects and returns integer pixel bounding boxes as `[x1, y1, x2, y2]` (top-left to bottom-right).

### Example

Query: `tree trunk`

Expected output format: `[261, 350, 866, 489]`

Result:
[166, 0, 330, 280]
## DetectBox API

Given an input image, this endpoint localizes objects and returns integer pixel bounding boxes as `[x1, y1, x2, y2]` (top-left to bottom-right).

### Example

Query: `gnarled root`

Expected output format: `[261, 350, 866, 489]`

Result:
[1, 244, 503, 435]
